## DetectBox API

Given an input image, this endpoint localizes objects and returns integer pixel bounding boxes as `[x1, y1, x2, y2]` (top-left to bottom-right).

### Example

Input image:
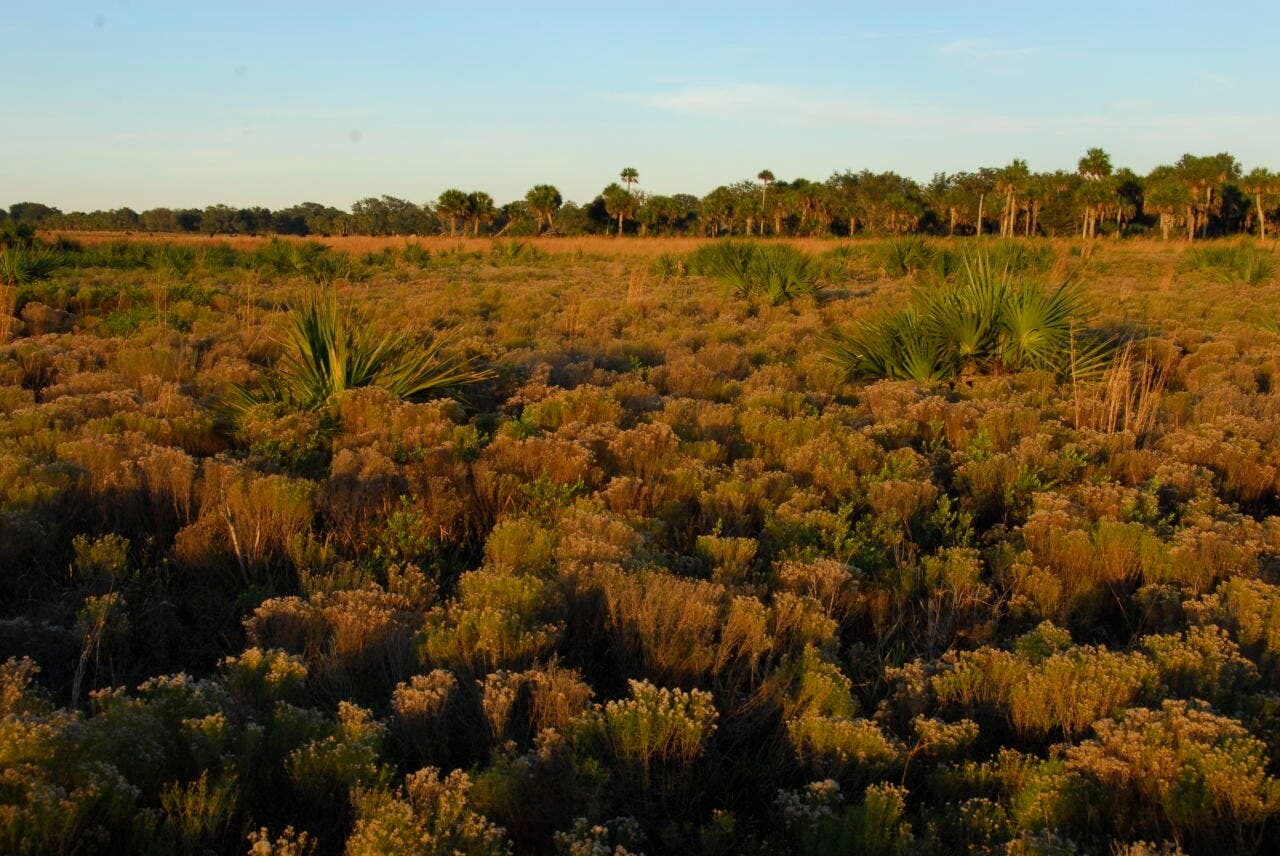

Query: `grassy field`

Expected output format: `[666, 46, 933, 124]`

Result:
[3, 234, 1280, 854]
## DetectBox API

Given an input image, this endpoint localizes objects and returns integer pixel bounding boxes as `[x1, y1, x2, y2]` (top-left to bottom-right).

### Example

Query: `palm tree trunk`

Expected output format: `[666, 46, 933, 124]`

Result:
[1257, 192, 1268, 239]
[1186, 206, 1195, 241]
[976, 194, 985, 236]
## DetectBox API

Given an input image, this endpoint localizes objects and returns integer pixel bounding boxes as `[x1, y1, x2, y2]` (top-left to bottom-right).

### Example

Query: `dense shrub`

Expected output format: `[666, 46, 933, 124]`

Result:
[3, 238, 1280, 853]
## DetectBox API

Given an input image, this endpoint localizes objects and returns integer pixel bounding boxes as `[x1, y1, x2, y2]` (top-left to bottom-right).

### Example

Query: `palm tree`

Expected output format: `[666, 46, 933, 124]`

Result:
[1176, 153, 1239, 239]
[436, 189, 469, 237]
[1076, 148, 1114, 239]
[525, 185, 563, 235]
[971, 168, 998, 237]
[602, 182, 635, 236]
[466, 192, 495, 237]
[1145, 165, 1191, 241]
[758, 170, 775, 235]
[1241, 168, 1280, 239]
[620, 167, 639, 195]
[1077, 147, 1113, 181]
[995, 160, 1030, 238]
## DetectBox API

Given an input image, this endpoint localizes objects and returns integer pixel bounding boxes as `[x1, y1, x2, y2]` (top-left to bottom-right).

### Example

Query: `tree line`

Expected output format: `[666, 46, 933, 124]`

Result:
[8, 149, 1280, 240]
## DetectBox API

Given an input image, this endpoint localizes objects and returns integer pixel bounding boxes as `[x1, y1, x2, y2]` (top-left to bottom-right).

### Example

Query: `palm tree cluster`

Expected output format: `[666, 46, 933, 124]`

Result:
[14, 149, 1280, 241]
[826, 254, 1109, 383]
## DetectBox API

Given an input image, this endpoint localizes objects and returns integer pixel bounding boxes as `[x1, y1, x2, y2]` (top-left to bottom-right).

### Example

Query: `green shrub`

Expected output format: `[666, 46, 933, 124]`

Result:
[1182, 242, 1276, 284]
[230, 289, 493, 413]
[576, 680, 718, 789]
[1065, 700, 1280, 849]
[0, 245, 59, 286]
[871, 236, 935, 278]
[826, 253, 1109, 383]
[774, 780, 914, 856]
[347, 767, 510, 855]
[687, 241, 823, 303]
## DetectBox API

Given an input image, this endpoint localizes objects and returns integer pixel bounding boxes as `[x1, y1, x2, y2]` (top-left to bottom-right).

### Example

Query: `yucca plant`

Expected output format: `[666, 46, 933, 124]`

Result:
[0, 244, 59, 286]
[826, 252, 1109, 384]
[232, 289, 494, 413]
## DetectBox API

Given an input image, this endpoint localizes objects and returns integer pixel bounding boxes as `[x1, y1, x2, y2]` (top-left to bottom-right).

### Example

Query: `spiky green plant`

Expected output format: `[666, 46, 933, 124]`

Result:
[688, 241, 822, 303]
[233, 290, 494, 413]
[752, 244, 823, 304]
[985, 239, 1055, 274]
[254, 238, 356, 284]
[872, 236, 935, 278]
[826, 252, 1108, 383]
[1182, 242, 1276, 285]
[687, 241, 756, 287]
[0, 244, 59, 286]
[648, 253, 685, 279]
[826, 309, 951, 383]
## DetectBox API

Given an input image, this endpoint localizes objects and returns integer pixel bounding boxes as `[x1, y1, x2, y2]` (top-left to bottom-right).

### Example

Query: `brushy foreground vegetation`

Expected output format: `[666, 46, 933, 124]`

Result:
[2, 234, 1280, 854]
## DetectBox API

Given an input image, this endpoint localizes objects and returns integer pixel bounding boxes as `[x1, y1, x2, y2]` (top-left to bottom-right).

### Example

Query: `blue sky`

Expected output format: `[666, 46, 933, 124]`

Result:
[4, 1, 1278, 210]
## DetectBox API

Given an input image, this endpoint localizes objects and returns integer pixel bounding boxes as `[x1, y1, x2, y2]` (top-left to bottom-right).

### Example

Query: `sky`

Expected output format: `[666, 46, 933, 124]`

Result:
[4, 1, 1279, 211]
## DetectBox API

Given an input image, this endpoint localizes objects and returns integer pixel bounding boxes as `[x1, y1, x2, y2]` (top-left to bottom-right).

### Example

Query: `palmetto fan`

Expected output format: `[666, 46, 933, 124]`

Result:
[826, 251, 1110, 383]
[231, 289, 494, 413]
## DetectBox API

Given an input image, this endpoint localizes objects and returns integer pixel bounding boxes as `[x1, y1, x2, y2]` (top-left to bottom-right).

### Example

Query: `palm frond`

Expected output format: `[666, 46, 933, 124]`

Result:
[826, 250, 1109, 385]
[231, 289, 494, 415]
[0, 244, 60, 286]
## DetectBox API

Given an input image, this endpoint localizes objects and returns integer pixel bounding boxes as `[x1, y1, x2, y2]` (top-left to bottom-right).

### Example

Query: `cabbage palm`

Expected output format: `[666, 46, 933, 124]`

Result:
[1242, 168, 1280, 239]
[467, 192, 495, 237]
[758, 170, 775, 234]
[620, 167, 639, 195]
[995, 160, 1030, 238]
[437, 189, 470, 237]
[525, 185, 563, 235]
[602, 182, 635, 236]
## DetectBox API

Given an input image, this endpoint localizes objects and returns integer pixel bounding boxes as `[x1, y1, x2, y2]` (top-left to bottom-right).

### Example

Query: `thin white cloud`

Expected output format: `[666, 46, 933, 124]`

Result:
[633, 83, 945, 129]
[937, 38, 1042, 61]
[630, 82, 1279, 138]
[626, 83, 1061, 132]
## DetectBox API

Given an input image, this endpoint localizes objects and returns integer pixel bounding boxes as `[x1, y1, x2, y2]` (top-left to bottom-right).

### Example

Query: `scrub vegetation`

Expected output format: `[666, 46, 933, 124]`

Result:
[2, 231, 1280, 854]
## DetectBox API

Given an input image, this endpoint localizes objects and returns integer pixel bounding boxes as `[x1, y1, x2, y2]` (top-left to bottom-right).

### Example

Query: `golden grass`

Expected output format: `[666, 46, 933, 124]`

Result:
[48, 229, 1276, 259]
